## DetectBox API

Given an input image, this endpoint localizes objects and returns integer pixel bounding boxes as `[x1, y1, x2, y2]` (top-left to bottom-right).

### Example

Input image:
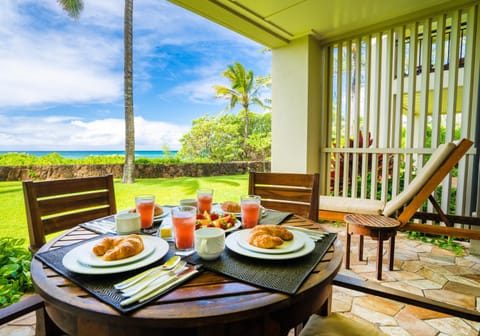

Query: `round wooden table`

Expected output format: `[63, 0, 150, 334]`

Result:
[344, 214, 400, 280]
[31, 215, 343, 336]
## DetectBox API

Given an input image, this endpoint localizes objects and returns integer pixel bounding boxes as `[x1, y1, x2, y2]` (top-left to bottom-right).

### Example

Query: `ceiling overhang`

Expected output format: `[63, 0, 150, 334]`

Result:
[168, 0, 477, 48]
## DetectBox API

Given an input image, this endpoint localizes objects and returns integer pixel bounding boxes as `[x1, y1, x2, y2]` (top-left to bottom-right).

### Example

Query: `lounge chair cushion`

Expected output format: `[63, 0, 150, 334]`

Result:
[383, 142, 456, 216]
[319, 196, 384, 215]
[299, 313, 387, 336]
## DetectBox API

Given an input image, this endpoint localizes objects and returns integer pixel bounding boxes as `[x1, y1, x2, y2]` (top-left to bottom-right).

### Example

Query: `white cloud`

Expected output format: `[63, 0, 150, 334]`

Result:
[0, 0, 271, 151]
[0, 115, 189, 150]
[0, 0, 123, 108]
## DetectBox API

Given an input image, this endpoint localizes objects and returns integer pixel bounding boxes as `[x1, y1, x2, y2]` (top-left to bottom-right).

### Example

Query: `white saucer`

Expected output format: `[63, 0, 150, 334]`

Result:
[236, 229, 306, 254]
[225, 230, 315, 260]
[76, 237, 156, 267]
[62, 236, 169, 275]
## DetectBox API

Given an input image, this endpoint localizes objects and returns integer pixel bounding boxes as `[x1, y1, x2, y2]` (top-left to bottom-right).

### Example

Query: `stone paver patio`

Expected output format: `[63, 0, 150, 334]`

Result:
[324, 222, 480, 335]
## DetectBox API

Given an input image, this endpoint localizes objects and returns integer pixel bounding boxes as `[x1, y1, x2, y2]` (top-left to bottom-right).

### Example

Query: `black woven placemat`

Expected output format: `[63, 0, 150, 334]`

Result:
[186, 232, 337, 295]
[259, 210, 293, 224]
[34, 236, 192, 314]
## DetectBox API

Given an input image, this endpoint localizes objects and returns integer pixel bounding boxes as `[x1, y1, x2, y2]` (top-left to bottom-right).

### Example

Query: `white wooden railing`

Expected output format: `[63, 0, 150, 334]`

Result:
[320, 2, 480, 220]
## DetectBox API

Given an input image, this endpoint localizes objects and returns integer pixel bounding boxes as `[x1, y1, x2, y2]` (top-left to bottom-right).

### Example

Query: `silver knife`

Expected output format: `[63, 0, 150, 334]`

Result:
[284, 226, 327, 240]
[138, 265, 200, 303]
[120, 261, 187, 297]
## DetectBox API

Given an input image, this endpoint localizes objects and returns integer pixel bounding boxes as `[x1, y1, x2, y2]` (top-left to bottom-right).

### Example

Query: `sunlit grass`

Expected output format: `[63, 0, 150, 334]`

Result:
[0, 175, 248, 245]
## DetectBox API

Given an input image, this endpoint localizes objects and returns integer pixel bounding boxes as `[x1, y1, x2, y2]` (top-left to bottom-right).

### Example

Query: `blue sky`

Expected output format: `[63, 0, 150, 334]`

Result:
[0, 0, 271, 151]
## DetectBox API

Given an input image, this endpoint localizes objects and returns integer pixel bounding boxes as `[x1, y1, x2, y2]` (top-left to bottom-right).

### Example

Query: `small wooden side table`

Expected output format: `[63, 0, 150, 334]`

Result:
[344, 214, 400, 280]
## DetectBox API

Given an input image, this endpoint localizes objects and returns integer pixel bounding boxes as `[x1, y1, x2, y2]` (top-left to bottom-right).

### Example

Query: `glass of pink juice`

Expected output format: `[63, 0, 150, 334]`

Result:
[135, 195, 155, 231]
[197, 188, 213, 214]
[172, 206, 197, 255]
[240, 195, 261, 228]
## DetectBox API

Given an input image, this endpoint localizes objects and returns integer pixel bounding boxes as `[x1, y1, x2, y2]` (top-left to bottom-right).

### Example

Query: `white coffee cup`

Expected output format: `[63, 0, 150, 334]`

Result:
[194, 227, 225, 260]
[115, 212, 141, 234]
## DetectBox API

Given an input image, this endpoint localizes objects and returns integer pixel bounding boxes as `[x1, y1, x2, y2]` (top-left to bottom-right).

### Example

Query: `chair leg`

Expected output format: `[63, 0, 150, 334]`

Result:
[35, 309, 64, 336]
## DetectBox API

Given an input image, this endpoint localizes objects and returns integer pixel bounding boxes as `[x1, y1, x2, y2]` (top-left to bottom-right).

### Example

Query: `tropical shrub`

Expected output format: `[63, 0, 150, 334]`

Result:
[0, 237, 33, 308]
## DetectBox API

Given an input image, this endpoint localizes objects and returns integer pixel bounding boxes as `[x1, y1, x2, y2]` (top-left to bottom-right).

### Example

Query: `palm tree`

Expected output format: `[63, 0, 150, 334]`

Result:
[214, 62, 270, 159]
[122, 0, 135, 184]
[58, 0, 136, 183]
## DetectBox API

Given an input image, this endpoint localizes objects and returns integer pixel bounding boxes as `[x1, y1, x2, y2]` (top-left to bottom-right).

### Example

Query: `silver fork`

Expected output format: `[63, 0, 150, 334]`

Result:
[120, 261, 187, 297]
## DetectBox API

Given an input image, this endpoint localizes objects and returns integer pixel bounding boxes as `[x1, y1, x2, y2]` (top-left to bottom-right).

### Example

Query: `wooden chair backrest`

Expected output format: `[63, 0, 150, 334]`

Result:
[248, 172, 320, 221]
[23, 174, 117, 253]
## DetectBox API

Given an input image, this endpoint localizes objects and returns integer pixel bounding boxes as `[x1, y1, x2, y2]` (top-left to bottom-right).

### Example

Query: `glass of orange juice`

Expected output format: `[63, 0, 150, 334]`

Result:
[172, 205, 197, 255]
[240, 195, 261, 229]
[135, 195, 156, 233]
[197, 188, 213, 214]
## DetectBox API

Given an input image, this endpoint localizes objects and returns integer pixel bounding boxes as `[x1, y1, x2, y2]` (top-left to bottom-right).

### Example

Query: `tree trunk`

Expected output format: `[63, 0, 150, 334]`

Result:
[122, 0, 135, 184]
[243, 103, 249, 159]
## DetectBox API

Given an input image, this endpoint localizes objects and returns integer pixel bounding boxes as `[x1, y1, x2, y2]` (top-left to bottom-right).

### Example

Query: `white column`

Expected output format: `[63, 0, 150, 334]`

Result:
[271, 35, 323, 174]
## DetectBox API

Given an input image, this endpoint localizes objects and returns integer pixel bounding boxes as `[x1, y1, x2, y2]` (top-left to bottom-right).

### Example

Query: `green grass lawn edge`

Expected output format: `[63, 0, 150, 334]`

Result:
[0, 175, 248, 246]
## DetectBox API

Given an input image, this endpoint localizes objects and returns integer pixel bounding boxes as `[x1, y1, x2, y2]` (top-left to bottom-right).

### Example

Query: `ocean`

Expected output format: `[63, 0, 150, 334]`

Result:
[0, 150, 178, 159]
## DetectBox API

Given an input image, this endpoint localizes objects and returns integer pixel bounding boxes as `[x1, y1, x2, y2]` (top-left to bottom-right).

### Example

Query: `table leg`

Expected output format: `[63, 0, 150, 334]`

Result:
[389, 231, 396, 271]
[376, 235, 383, 280]
[358, 235, 364, 261]
[346, 232, 351, 270]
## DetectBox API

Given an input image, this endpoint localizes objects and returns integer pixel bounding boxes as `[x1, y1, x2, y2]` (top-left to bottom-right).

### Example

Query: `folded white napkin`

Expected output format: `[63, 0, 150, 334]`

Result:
[81, 218, 116, 234]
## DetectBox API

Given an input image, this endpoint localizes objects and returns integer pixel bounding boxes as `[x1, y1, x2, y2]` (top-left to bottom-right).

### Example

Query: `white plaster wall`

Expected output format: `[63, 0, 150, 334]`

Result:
[271, 35, 322, 174]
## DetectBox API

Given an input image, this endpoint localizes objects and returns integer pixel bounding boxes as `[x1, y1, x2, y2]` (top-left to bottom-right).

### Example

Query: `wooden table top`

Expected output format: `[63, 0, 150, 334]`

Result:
[344, 214, 400, 229]
[31, 215, 343, 336]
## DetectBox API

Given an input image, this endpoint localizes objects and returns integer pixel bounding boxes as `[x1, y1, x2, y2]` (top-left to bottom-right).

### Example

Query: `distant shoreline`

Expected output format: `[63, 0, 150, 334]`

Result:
[0, 150, 178, 160]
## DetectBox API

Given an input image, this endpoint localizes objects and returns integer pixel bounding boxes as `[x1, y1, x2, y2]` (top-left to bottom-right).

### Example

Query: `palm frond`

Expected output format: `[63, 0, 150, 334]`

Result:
[57, 0, 84, 19]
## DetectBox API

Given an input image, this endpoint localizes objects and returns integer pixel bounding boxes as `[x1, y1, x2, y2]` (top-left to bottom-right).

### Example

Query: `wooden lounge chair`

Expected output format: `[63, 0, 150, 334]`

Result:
[318, 138, 477, 239]
[249, 171, 320, 221]
[0, 175, 117, 335]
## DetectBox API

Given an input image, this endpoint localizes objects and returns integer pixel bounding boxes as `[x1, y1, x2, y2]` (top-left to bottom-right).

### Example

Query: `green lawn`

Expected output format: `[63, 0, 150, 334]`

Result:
[0, 175, 248, 245]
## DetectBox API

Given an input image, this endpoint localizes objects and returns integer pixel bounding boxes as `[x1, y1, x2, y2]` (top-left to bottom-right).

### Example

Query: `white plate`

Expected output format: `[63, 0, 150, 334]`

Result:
[236, 229, 306, 254]
[154, 207, 171, 220]
[157, 216, 242, 240]
[76, 236, 156, 267]
[212, 204, 267, 218]
[62, 236, 169, 275]
[196, 219, 241, 233]
[119, 207, 171, 221]
[225, 230, 315, 260]
[212, 204, 241, 217]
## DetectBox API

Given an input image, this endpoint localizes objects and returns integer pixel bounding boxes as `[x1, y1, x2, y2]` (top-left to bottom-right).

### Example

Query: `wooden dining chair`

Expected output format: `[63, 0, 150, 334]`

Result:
[4, 175, 117, 335]
[248, 171, 320, 221]
[23, 174, 117, 253]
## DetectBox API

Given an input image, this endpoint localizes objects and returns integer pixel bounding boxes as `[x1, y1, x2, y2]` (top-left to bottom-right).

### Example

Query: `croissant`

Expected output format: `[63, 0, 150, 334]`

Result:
[221, 201, 241, 213]
[248, 225, 293, 249]
[248, 230, 284, 249]
[92, 234, 144, 261]
[92, 236, 124, 256]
